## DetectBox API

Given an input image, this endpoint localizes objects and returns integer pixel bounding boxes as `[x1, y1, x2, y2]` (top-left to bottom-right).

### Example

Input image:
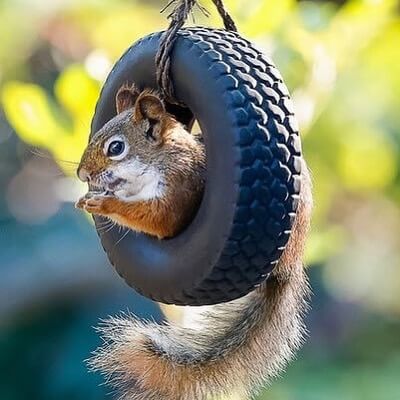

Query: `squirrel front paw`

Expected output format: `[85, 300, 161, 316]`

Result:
[75, 192, 114, 215]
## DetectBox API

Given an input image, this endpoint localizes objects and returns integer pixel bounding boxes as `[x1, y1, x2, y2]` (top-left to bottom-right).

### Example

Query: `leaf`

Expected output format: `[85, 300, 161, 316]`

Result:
[54, 64, 100, 121]
[1, 81, 68, 148]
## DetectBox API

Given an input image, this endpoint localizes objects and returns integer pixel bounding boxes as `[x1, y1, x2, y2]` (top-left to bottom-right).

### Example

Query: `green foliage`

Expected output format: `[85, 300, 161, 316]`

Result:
[1, 1, 400, 399]
[2, 65, 100, 170]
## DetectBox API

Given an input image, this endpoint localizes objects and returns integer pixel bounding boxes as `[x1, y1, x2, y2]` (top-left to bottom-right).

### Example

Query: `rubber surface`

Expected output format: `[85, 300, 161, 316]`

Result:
[91, 27, 302, 306]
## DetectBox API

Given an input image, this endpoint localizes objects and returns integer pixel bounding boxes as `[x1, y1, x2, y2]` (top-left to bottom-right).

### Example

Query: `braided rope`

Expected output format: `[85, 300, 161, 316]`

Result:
[156, 0, 237, 103]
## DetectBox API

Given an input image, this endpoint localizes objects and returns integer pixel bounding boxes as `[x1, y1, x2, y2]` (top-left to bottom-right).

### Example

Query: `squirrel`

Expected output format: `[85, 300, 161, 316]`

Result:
[76, 83, 313, 400]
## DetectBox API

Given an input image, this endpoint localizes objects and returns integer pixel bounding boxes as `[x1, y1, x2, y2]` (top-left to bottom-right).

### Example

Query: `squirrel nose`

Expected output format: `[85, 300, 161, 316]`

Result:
[77, 167, 90, 182]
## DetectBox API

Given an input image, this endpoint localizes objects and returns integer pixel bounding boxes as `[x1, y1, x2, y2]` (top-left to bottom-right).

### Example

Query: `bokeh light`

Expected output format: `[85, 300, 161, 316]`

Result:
[1, 1, 400, 399]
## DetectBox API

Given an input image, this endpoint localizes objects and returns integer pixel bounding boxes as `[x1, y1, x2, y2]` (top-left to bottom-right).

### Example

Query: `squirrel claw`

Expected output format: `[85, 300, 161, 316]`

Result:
[76, 193, 111, 215]
[75, 197, 87, 209]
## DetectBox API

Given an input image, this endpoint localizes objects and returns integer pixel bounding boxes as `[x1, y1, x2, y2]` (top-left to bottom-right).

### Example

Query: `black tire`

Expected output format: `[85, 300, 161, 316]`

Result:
[90, 27, 302, 306]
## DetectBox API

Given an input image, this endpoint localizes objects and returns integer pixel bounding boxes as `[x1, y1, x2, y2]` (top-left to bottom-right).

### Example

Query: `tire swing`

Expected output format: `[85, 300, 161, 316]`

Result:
[90, 0, 302, 306]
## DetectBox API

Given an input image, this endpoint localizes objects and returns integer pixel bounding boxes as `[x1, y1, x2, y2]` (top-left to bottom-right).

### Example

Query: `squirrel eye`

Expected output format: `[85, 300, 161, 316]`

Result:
[107, 140, 125, 157]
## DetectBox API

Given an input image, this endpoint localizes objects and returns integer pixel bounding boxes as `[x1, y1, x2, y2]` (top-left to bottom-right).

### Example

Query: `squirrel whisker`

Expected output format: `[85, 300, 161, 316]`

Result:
[76, 84, 313, 400]
[30, 148, 79, 166]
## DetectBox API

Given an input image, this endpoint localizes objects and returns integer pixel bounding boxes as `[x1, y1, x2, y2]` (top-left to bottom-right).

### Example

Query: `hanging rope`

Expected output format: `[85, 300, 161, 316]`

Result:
[156, 0, 237, 103]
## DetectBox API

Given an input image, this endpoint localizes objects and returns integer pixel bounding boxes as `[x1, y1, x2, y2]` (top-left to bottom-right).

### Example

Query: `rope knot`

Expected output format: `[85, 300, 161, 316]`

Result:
[156, 0, 237, 103]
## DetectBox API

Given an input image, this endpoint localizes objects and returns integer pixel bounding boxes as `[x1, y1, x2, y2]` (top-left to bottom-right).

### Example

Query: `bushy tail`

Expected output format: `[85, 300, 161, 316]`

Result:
[89, 168, 312, 400]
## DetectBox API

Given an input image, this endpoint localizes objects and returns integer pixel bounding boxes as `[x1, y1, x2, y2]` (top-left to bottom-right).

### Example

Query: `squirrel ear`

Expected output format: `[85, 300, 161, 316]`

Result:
[116, 84, 140, 114]
[134, 91, 165, 122]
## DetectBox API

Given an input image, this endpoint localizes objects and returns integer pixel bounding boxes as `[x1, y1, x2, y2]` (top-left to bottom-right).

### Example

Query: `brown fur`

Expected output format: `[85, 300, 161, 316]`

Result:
[76, 84, 205, 238]
[88, 164, 312, 400]
[77, 84, 313, 399]
[116, 83, 140, 114]
[76, 186, 201, 239]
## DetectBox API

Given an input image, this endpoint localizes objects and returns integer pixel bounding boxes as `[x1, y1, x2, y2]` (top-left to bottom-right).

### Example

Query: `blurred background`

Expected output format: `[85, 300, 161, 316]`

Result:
[0, 0, 399, 399]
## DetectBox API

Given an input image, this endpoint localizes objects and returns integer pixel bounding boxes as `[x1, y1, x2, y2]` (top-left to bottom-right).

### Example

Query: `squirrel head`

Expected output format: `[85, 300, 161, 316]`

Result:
[77, 84, 205, 203]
